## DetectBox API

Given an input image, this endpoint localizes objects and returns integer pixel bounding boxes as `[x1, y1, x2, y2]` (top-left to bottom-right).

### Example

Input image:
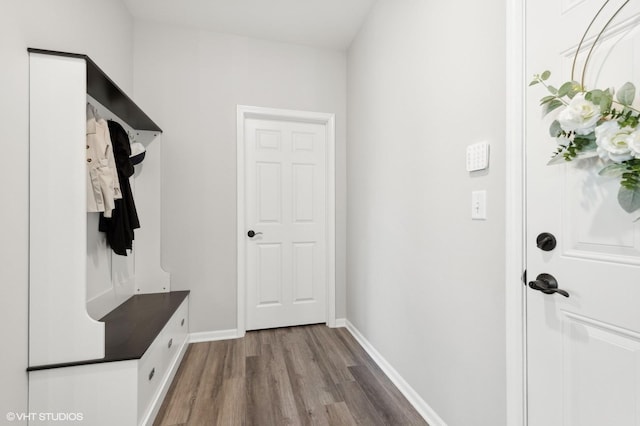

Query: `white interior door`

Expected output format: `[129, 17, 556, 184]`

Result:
[526, 1, 640, 425]
[243, 116, 327, 330]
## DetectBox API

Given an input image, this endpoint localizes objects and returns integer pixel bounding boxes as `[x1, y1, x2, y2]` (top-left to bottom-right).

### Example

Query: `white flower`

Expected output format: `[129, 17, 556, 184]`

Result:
[630, 130, 640, 159]
[595, 120, 636, 163]
[557, 94, 601, 135]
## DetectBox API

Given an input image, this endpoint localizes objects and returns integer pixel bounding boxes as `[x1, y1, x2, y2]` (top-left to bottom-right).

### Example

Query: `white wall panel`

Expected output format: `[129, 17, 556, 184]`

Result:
[292, 132, 315, 152]
[293, 243, 315, 302]
[256, 244, 283, 305]
[84, 99, 169, 311]
[562, 312, 640, 426]
[256, 129, 282, 151]
[257, 163, 283, 224]
[293, 164, 315, 222]
[85, 97, 136, 319]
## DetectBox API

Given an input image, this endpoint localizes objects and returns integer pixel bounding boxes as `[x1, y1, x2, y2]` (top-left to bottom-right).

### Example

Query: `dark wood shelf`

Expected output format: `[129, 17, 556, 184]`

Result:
[27, 48, 162, 132]
[28, 291, 189, 371]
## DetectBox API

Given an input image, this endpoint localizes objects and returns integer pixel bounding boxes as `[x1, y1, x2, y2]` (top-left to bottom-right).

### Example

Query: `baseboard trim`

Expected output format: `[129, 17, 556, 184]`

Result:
[344, 320, 448, 426]
[189, 329, 241, 343]
[333, 318, 347, 327]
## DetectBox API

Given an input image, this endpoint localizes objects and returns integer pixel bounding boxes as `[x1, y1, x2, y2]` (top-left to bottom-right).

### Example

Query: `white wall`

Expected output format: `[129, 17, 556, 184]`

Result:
[0, 1, 133, 422]
[347, 1, 506, 425]
[132, 21, 347, 333]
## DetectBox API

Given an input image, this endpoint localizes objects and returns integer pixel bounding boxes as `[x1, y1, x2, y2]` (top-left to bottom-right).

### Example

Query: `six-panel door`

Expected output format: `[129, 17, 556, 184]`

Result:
[244, 117, 327, 330]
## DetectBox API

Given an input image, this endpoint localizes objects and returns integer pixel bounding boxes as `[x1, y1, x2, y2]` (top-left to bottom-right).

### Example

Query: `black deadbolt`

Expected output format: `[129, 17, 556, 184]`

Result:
[536, 232, 557, 251]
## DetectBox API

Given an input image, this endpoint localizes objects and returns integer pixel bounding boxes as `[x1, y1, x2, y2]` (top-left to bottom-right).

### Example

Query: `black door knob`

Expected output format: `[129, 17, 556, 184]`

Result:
[528, 273, 569, 297]
[536, 232, 557, 251]
[247, 230, 263, 238]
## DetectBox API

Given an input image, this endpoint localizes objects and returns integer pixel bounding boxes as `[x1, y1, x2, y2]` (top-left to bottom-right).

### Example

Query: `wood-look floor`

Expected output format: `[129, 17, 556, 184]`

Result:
[154, 324, 428, 426]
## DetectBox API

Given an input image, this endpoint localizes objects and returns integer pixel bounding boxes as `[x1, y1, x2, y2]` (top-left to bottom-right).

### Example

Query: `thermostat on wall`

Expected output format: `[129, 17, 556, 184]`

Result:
[466, 142, 490, 172]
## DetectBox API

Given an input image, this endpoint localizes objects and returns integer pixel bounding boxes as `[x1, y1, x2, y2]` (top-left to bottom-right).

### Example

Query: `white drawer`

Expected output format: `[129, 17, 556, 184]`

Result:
[164, 298, 189, 362]
[137, 296, 189, 425]
[137, 330, 166, 424]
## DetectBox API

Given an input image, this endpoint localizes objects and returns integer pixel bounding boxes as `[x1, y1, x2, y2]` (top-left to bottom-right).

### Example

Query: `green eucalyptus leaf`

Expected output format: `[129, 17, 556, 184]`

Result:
[547, 85, 558, 95]
[618, 186, 640, 213]
[567, 82, 583, 99]
[586, 89, 613, 112]
[557, 81, 581, 98]
[597, 90, 613, 112]
[549, 120, 562, 137]
[557, 82, 570, 97]
[541, 70, 551, 80]
[599, 163, 627, 177]
[529, 80, 540, 86]
[585, 89, 604, 102]
[543, 99, 564, 115]
[617, 82, 636, 106]
[540, 95, 557, 105]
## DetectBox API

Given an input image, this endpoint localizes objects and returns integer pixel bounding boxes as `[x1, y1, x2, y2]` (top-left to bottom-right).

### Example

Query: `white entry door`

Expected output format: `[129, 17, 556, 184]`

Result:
[243, 115, 328, 330]
[526, 1, 640, 425]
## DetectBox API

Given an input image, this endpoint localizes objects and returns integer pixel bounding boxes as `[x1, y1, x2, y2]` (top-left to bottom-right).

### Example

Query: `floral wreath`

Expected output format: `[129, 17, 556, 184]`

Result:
[530, 0, 640, 218]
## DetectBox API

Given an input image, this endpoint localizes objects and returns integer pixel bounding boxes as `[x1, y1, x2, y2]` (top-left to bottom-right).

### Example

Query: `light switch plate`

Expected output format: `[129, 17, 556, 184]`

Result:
[472, 190, 487, 220]
[466, 142, 490, 172]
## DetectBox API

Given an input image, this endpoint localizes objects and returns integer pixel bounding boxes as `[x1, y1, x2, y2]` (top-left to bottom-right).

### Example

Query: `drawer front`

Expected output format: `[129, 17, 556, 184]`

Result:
[137, 296, 189, 425]
[137, 331, 166, 424]
[163, 298, 189, 367]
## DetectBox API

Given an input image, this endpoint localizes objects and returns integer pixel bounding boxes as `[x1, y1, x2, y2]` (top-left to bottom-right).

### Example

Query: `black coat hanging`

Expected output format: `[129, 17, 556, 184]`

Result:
[99, 120, 140, 255]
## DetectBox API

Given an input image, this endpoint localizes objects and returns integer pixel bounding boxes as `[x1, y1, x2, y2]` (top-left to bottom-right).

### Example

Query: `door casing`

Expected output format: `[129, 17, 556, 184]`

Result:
[236, 105, 336, 337]
[505, 0, 527, 424]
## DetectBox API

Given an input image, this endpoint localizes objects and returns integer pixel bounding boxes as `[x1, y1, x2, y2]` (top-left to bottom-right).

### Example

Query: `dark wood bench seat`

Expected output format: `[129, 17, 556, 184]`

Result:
[28, 290, 189, 371]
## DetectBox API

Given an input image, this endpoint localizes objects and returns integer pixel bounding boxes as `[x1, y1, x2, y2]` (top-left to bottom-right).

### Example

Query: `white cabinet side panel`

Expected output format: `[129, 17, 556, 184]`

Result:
[134, 131, 170, 294]
[29, 53, 104, 366]
[29, 362, 138, 426]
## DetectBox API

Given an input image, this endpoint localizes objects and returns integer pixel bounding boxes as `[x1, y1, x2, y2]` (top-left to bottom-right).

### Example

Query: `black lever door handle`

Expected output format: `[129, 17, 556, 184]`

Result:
[528, 273, 569, 298]
[247, 230, 263, 238]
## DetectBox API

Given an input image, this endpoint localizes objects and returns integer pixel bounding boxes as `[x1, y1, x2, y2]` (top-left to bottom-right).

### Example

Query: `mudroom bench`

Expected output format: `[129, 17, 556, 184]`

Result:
[27, 49, 183, 426]
[28, 291, 190, 426]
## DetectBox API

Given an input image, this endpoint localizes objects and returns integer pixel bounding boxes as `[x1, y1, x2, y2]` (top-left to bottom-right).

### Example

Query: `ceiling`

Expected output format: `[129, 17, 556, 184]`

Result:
[122, 0, 377, 50]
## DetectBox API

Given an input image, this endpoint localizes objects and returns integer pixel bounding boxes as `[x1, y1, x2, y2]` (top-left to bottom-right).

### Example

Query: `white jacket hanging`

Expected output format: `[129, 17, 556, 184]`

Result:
[86, 103, 122, 217]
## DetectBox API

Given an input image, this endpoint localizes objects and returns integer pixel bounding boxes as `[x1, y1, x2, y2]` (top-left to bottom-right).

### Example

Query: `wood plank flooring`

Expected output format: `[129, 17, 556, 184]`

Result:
[154, 324, 428, 426]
